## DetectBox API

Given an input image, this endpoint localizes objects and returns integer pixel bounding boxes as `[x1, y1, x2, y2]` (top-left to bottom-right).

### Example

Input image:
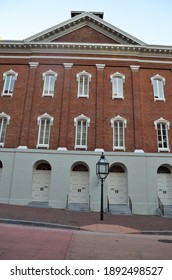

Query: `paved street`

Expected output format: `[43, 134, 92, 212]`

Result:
[0, 223, 172, 260]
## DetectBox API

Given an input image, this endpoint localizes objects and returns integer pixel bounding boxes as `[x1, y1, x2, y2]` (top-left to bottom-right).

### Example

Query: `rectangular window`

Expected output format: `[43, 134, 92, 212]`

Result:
[78, 75, 89, 97]
[76, 120, 87, 148]
[113, 121, 125, 150]
[157, 123, 169, 151]
[38, 119, 51, 147]
[153, 79, 164, 100]
[0, 118, 8, 146]
[43, 75, 56, 96]
[112, 77, 123, 98]
[3, 75, 16, 96]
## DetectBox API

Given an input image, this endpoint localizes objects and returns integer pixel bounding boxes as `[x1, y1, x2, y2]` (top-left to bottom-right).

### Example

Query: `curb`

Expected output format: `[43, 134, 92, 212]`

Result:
[0, 218, 80, 231]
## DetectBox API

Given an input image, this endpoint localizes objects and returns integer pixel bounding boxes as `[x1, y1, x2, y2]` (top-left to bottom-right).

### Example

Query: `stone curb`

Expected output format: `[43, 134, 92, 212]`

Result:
[0, 218, 79, 231]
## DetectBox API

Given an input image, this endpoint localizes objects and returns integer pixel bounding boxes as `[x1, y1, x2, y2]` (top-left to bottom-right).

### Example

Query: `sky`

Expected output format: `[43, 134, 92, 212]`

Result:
[0, 0, 172, 45]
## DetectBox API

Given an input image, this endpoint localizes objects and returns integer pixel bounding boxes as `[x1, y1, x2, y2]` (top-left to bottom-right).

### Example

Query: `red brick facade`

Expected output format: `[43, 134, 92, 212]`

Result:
[0, 12, 172, 153]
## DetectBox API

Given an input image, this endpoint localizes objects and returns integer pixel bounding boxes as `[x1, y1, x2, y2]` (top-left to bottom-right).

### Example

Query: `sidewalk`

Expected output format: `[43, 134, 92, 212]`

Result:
[0, 203, 172, 234]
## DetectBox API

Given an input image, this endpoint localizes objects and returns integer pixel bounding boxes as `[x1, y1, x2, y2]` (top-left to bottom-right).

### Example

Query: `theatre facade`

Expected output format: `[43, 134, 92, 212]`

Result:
[0, 11, 172, 215]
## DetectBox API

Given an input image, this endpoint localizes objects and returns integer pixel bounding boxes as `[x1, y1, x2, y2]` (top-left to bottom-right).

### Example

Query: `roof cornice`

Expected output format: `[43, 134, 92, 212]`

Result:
[0, 41, 172, 56]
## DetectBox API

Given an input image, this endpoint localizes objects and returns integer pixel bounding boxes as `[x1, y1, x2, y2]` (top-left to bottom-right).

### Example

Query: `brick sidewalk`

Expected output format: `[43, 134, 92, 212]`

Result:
[0, 203, 172, 232]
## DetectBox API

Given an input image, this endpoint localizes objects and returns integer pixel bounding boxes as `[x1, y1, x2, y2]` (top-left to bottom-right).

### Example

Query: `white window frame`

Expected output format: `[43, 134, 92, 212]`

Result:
[42, 70, 57, 97]
[0, 112, 10, 147]
[37, 113, 54, 148]
[76, 71, 92, 98]
[2, 69, 18, 96]
[110, 115, 127, 151]
[154, 117, 170, 152]
[74, 114, 90, 149]
[110, 72, 125, 99]
[151, 74, 165, 101]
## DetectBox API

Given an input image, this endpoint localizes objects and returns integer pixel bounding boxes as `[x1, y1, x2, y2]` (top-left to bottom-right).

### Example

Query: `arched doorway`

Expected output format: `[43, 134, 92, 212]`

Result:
[68, 162, 89, 204]
[108, 164, 127, 205]
[157, 165, 172, 205]
[32, 161, 51, 202]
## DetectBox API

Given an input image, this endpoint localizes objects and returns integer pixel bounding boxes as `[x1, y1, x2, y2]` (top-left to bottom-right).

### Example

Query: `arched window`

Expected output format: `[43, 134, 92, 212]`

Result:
[36, 161, 52, 170]
[109, 164, 125, 173]
[0, 112, 10, 147]
[74, 114, 90, 149]
[111, 115, 127, 151]
[154, 117, 170, 152]
[42, 70, 57, 96]
[37, 113, 54, 148]
[110, 72, 125, 99]
[76, 71, 92, 98]
[2, 69, 18, 96]
[151, 74, 165, 101]
[157, 166, 171, 174]
[72, 163, 89, 172]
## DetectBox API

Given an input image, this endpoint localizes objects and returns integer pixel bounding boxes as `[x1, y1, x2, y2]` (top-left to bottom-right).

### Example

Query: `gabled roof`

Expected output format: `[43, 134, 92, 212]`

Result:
[24, 12, 146, 46]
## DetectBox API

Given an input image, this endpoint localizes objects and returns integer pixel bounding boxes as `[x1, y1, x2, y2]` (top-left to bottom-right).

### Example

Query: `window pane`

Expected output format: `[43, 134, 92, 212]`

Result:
[44, 75, 55, 95]
[153, 79, 164, 99]
[79, 75, 89, 96]
[113, 77, 123, 97]
[114, 121, 124, 148]
[0, 118, 7, 143]
[4, 75, 15, 94]
[39, 119, 50, 145]
[157, 123, 168, 149]
[76, 120, 87, 146]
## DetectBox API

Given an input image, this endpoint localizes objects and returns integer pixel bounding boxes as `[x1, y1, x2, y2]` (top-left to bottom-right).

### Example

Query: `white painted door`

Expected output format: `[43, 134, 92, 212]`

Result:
[32, 170, 50, 202]
[69, 171, 89, 203]
[108, 173, 127, 204]
[157, 173, 172, 205]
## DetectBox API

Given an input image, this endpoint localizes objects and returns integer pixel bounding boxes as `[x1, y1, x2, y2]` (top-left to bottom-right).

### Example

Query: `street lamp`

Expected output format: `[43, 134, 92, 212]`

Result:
[96, 153, 109, 220]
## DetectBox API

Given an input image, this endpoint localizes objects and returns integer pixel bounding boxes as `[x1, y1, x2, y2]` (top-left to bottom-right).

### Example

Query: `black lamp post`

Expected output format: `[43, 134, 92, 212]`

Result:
[96, 153, 109, 220]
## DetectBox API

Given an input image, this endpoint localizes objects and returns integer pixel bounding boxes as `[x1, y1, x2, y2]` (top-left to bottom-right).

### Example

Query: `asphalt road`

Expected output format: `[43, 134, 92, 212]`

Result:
[0, 223, 172, 260]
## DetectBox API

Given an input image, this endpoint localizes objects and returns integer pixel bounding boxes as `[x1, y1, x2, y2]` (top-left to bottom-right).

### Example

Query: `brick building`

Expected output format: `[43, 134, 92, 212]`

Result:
[0, 11, 172, 215]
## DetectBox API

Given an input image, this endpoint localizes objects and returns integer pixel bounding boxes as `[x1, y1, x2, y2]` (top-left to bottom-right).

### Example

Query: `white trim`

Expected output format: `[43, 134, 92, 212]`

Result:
[1, 55, 172, 65]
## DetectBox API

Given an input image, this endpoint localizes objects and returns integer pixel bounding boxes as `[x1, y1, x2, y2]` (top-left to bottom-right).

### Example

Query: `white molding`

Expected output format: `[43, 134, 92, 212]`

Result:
[0, 112, 10, 124]
[29, 62, 39, 68]
[37, 113, 54, 125]
[154, 117, 170, 130]
[130, 65, 140, 72]
[151, 74, 165, 85]
[110, 115, 127, 128]
[63, 63, 73, 69]
[96, 64, 105, 70]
